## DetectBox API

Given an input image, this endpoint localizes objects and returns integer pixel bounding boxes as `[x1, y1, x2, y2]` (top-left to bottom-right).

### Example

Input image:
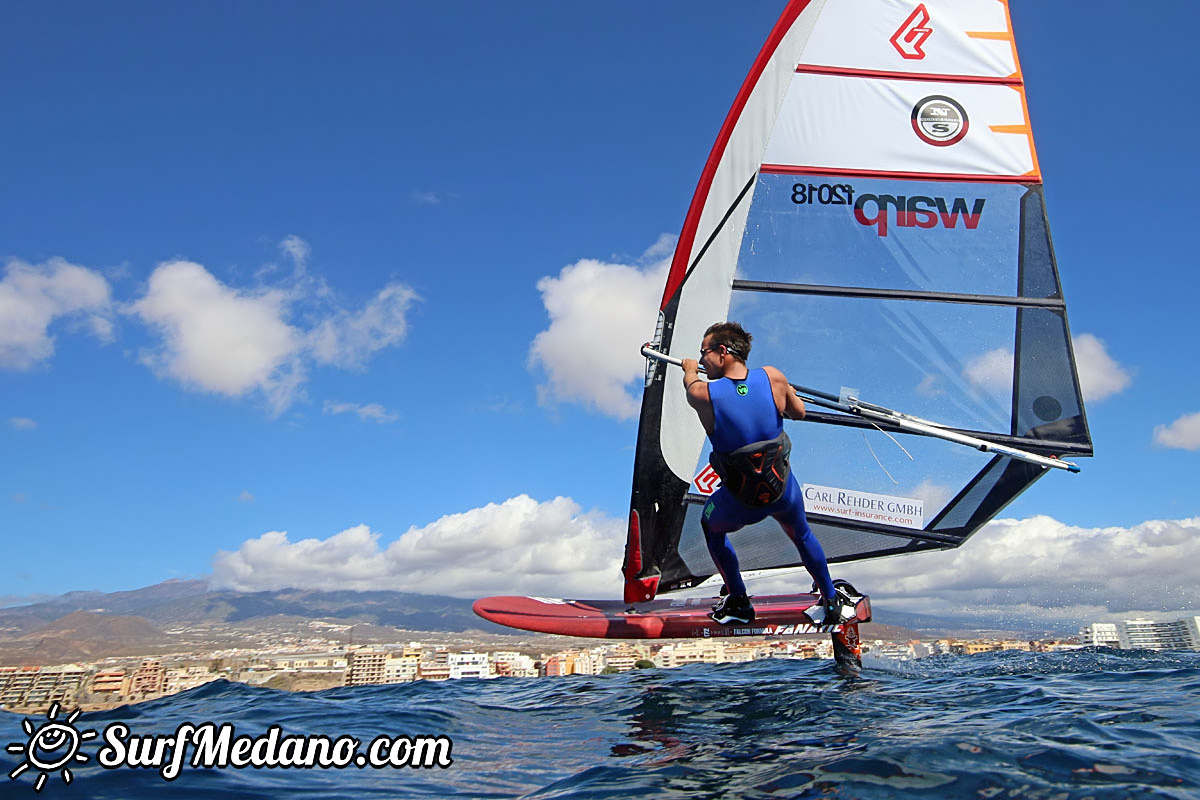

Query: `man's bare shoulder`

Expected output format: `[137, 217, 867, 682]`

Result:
[762, 365, 790, 384]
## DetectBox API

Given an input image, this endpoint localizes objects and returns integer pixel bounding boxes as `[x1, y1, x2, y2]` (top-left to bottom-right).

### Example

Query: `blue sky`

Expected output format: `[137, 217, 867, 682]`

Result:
[2, 2, 1197, 626]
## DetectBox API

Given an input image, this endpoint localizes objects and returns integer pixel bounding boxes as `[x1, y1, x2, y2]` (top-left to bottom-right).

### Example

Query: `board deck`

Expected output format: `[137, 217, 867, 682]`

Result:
[472, 592, 871, 640]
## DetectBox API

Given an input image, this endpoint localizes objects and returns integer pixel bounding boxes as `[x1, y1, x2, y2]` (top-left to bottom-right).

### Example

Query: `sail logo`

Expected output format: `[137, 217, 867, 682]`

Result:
[890, 4, 932, 60]
[693, 464, 721, 495]
[911, 95, 969, 146]
[853, 193, 985, 237]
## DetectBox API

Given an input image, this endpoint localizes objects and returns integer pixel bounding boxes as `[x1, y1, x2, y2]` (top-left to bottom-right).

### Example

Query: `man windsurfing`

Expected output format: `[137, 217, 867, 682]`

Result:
[681, 321, 852, 626]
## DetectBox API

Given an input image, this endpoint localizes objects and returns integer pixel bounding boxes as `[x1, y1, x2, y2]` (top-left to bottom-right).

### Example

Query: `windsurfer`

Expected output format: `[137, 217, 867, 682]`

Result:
[682, 321, 846, 626]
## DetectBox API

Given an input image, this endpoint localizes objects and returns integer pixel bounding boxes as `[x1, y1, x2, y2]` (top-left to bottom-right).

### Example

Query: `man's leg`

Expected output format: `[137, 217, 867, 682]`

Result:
[701, 516, 746, 597]
[774, 479, 836, 600]
[701, 488, 762, 598]
[701, 493, 758, 624]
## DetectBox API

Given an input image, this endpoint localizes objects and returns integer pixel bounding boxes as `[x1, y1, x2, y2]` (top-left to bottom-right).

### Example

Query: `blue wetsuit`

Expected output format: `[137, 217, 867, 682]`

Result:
[702, 369, 836, 600]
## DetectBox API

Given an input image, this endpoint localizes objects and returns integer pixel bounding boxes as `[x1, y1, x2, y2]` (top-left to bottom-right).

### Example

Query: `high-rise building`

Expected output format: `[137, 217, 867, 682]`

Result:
[345, 650, 387, 686]
[1080, 616, 1200, 651]
[1118, 619, 1193, 651]
[1184, 616, 1200, 650]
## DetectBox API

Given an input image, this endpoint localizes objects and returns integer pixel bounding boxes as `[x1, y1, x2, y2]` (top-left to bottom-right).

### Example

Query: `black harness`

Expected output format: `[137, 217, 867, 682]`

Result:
[708, 430, 792, 507]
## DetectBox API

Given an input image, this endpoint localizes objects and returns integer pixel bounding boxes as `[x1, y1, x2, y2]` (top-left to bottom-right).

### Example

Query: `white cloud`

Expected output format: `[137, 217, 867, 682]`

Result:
[962, 334, 1130, 412]
[129, 239, 418, 414]
[1073, 333, 1130, 403]
[963, 347, 1012, 395]
[409, 190, 455, 206]
[529, 237, 672, 420]
[213, 525, 388, 592]
[279, 235, 311, 271]
[909, 479, 954, 516]
[914, 374, 944, 398]
[1153, 411, 1200, 451]
[210, 503, 1200, 629]
[130, 260, 307, 414]
[237, 490, 255, 503]
[764, 515, 1200, 626]
[7, 417, 37, 431]
[210, 495, 624, 597]
[323, 400, 399, 424]
[0, 258, 113, 369]
[307, 283, 418, 370]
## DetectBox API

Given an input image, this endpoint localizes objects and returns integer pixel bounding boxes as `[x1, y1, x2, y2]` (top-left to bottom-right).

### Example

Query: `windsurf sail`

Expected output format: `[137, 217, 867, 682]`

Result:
[623, 0, 1092, 604]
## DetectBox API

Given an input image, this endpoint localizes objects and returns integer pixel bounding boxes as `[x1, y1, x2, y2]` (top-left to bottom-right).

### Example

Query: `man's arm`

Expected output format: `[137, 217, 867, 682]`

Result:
[681, 358, 715, 433]
[764, 365, 806, 420]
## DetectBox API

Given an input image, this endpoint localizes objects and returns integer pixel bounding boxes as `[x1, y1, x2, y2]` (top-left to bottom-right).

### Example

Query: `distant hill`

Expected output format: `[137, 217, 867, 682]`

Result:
[0, 579, 210, 633]
[0, 580, 508, 637]
[35, 610, 163, 640]
[3, 611, 175, 665]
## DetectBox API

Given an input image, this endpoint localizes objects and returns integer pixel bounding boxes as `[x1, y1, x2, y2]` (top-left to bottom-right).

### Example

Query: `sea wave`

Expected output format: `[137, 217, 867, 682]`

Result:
[3, 649, 1197, 799]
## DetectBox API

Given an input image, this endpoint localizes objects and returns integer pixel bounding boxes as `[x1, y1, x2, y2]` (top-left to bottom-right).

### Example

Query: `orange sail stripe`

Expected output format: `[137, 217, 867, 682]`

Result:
[1012, 84, 1041, 178]
[994, 0, 1024, 84]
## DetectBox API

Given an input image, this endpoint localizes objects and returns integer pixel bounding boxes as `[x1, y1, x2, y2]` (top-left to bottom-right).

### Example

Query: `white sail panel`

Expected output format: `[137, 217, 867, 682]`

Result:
[763, 74, 1037, 178]
[657, 0, 826, 483]
[799, 0, 1018, 80]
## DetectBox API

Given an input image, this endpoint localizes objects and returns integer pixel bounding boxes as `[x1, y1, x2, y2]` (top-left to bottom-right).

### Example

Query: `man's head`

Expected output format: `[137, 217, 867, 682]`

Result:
[700, 322, 752, 376]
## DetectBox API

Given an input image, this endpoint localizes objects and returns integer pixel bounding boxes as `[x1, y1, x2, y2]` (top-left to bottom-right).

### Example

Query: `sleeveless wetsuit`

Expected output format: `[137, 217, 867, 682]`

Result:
[701, 369, 836, 600]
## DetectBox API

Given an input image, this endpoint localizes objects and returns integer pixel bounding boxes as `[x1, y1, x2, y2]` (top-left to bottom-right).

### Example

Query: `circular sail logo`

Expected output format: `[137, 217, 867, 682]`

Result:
[911, 95, 968, 146]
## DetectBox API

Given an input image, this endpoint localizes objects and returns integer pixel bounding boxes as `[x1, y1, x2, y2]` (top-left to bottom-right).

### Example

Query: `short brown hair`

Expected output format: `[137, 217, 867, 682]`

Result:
[703, 321, 752, 362]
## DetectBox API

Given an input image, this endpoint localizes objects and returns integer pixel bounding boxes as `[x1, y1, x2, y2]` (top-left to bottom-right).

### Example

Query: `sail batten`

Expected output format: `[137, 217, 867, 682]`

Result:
[761, 164, 1038, 183]
[731, 279, 1066, 309]
[622, 0, 1090, 603]
[795, 64, 1023, 86]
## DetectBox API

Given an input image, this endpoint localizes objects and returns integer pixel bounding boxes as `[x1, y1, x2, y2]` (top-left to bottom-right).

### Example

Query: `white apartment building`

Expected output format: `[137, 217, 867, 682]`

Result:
[1184, 616, 1200, 649]
[0, 665, 88, 709]
[604, 654, 639, 671]
[448, 652, 491, 680]
[1118, 618, 1193, 651]
[269, 653, 348, 672]
[1079, 617, 1200, 651]
[1080, 623, 1121, 648]
[385, 654, 420, 683]
[490, 652, 538, 678]
[655, 641, 725, 668]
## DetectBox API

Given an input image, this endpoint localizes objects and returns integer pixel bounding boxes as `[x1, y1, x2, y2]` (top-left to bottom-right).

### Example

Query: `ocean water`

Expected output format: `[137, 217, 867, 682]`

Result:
[3, 648, 1198, 799]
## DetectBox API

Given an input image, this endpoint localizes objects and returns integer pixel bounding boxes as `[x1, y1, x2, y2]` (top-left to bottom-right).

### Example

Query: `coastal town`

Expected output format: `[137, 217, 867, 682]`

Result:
[3, 615, 1197, 716]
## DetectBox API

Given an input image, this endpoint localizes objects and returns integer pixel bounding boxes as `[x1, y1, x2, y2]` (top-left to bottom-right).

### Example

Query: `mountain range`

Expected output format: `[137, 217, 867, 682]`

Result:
[0, 579, 1060, 666]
